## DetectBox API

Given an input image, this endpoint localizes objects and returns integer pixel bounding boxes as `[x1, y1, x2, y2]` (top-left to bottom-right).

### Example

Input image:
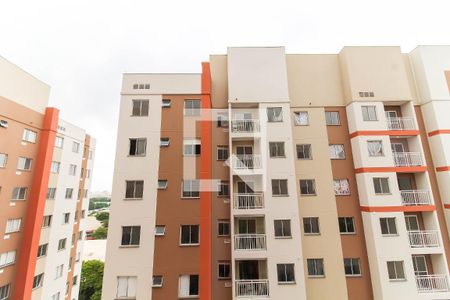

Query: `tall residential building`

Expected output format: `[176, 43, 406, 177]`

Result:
[103, 45, 450, 300]
[0, 56, 95, 300]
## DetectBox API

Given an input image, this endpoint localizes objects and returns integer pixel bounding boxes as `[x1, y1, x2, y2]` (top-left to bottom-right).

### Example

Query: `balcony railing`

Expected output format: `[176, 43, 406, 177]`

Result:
[416, 275, 449, 292]
[387, 117, 416, 130]
[231, 119, 260, 133]
[401, 190, 432, 206]
[232, 155, 262, 169]
[236, 280, 269, 297]
[234, 234, 267, 250]
[393, 152, 424, 167]
[408, 230, 440, 248]
[233, 193, 264, 209]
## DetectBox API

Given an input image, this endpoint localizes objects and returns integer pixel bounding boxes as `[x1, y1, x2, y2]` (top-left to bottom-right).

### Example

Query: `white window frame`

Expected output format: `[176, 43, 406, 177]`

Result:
[183, 139, 201, 156]
[72, 141, 80, 153]
[296, 144, 312, 159]
[272, 179, 289, 196]
[303, 217, 319, 235]
[329, 144, 345, 159]
[182, 180, 200, 198]
[155, 225, 166, 236]
[69, 164, 77, 176]
[32, 273, 44, 289]
[325, 111, 341, 125]
[11, 187, 27, 201]
[362, 105, 378, 121]
[22, 129, 37, 143]
[0, 153, 7, 168]
[128, 138, 147, 156]
[160, 138, 170, 147]
[344, 258, 361, 277]
[299, 179, 316, 195]
[217, 145, 229, 161]
[17, 157, 32, 171]
[218, 262, 231, 279]
[294, 111, 309, 126]
[368, 140, 384, 157]
[55, 264, 63, 279]
[387, 261, 405, 281]
[157, 180, 168, 190]
[5, 219, 21, 233]
[51, 161, 60, 173]
[307, 258, 325, 277]
[55, 136, 64, 148]
[0, 250, 16, 268]
[162, 99, 172, 108]
[339, 217, 356, 234]
[334, 179, 350, 196]
[184, 99, 201, 116]
[152, 275, 164, 287]
[116, 276, 137, 298]
[65, 188, 73, 199]
[269, 142, 285, 158]
[180, 225, 200, 246]
[373, 177, 390, 194]
[267, 107, 283, 122]
[380, 217, 397, 236]
[277, 263, 296, 284]
[131, 99, 149, 117]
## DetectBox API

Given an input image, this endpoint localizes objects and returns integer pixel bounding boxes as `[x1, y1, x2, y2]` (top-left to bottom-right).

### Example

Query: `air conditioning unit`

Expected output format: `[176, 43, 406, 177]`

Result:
[0, 120, 8, 128]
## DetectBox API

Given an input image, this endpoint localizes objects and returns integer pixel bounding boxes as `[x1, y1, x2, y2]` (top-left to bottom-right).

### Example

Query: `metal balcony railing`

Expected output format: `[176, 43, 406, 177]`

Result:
[387, 117, 416, 130]
[393, 152, 424, 167]
[231, 119, 260, 133]
[233, 193, 264, 209]
[416, 275, 449, 292]
[234, 234, 266, 250]
[232, 155, 262, 169]
[401, 190, 432, 206]
[235, 280, 269, 297]
[408, 230, 440, 248]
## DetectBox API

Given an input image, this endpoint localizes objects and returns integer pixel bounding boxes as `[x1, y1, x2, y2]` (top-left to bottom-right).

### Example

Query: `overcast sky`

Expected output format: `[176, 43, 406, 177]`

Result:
[2, 0, 450, 192]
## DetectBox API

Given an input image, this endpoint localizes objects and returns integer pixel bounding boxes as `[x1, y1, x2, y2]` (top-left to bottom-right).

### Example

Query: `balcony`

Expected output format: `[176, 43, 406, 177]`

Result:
[231, 119, 260, 133]
[236, 280, 269, 297]
[401, 190, 432, 206]
[232, 155, 262, 170]
[233, 193, 264, 209]
[408, 230, 440, 248]
[416, 275, 449, 293]
[235, 234, 267, 250]
[393, 152, 424, 167]
[387, 117, 416, 130]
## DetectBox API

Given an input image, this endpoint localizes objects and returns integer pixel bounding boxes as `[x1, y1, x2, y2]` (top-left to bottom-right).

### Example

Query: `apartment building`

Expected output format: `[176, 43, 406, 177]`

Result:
[103, 45, 450, 300]
[0, 56, 95, 300]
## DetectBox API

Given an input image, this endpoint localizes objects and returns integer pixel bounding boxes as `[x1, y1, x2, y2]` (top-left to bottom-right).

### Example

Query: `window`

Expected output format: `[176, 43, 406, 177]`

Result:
[296, 144, 312, 159]
[368, 140, 384, 157]
[217, 113, 229, 128]
[0, 250, 16, 268]
[132, 99, 149, 116]
[218, 181, 230, 197]
[17, 157, 32, 171]
[63, 213, 70, 224]
[325, 111, 341, 125]
[23, 129, 37, 143]
[81, 210, 86, 219]
[86, 169, 91, 178]
[334, 179, 350, 196]
[339, 217, 355, 234]
[121, 226, 141, 246]
[58, 238, 67, 251]
[344, 258, 361, 276]
[155, 225, 166, 236]
[380, 218, 397, 235]
[0, 284, 10, 300]
[55, 136, 64, 148]
[269, 142, 285, 158]
[89, 150, 93, 159]
[307, 259, 325, 277]
[267, 107, 283, 122]
[129, 138, 147, 156]
[162, 99, 171, 108]
[72, 142, 80, 153]
[83, 189, 88, 198]
[299, 179, 316, 195]
[51, 292, 60, 300]
[133, 83, 150, 89]
[160, 138, 170, 147]
[73, 275, 78, 285]
[271, 179, 288, 196]
[79, 231, 83, 240]
[5, 219, 21, 233]
[277, 264, 295, 283]
[42, 215, 52, 228]
[117, 276, 137, 298]
[184, 99, 201, 116]
[51, 161, 60, 173]
[274, 220, 292, 237]
[37, 244, 48, 258]
[55, 264, 63, 279]
[125, 180, 144, 199]
[12, 187, 27, 200]
[387, 261, 405, 280]
[69, 164, 77, 176]
[217, 146, 229, 160]
[218, 221, 230, 236]
[218, 262, 231, 279]
[303, 217, 320, 235]
[182, 180, 200, 198]
[152, 275, 163, 287]
[65, 188, 73, 199]
[329, 144, 345, 159]
[362, 106, 377, 121]
[0, 153, 7, 168]
[178, 275, 199, 297]
[157, 180, 168, 190]
[373, 178, 390, 194]
[32, 273, 44, 289]
[180, 225, 199, 245]
[47, 188, 56, 200]
[183, 139, 201, 155]
[294, 111, 308, 126]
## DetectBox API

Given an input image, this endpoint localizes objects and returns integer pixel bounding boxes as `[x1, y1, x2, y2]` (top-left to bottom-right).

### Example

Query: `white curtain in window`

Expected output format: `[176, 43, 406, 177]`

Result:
[127, 277, 137, 297]
[117, 277, 128, 297]
[368, 141, 383, 156]
[294, 112, 308, 125]
[179, 275, 190, 297]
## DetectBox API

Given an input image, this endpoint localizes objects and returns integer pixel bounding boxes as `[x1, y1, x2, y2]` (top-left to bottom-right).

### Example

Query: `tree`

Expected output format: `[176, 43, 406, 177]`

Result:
[92, 226, 108, 239]
[95, 212, 109, 227]
[79, 260, 104, 300]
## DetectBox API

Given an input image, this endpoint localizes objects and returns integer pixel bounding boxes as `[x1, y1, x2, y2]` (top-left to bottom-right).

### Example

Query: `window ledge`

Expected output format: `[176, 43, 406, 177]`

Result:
[179, 244, 200, 247]
[389, 278, 407, 282]
[300, 194, 317, 197]
[275, 236, 293, 239]
[272, 195, 289, 197]
[123, 198, 143, 201]
[278, 281, 296, 285]
[345, 274, 362, 277]
[181, 197, 200, 200]
[340, 232, 356, 235]
[304, 233, 320, 236]
[127, 155, 146, 158]
[308, 275, 325, 278]
[381, 234, 399, 237]
[119, 245, 140, 248]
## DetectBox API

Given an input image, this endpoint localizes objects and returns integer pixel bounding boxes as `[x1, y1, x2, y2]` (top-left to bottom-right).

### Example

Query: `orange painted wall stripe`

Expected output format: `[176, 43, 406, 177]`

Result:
[428, 129, 450, 137]
[355, 166, 428, 173]
[14, 107, 59, 300]
[436, 166, 450, 172]
[444, 204, 450, 209]
[199, 62, 212, 300]
[349, 130, 420, 138]
[360, 205, 436, 212]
